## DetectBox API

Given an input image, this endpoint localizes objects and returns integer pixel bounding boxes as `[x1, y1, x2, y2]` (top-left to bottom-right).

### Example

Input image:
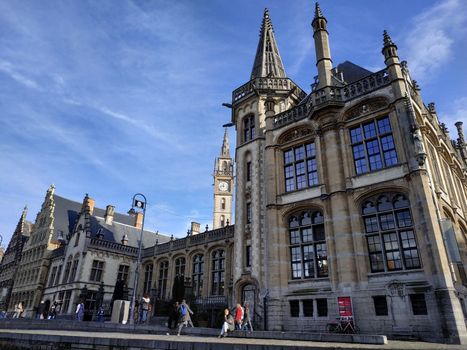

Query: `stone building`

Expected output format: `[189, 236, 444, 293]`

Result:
[229, 4, 467, 344]
[41, 193, 170, 319]
[0, 207, 31, 310]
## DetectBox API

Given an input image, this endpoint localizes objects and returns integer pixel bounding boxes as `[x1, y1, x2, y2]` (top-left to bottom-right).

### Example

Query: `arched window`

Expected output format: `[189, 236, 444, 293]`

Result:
[158, 261, 169, 299]
[289, 210, 328, 279]
[175, 257, 185, 277]
[221, 198, 226, 210]
[243, 115, 255, 142]
[362, 193, 421, 272]
[211, 249, 225, 295]
[192, 254, 204, 297]
[143, 263, 153, 294]
[69, 257, 80, 282]
[62, 256, 73, 283]
[220, 215, 225, 228]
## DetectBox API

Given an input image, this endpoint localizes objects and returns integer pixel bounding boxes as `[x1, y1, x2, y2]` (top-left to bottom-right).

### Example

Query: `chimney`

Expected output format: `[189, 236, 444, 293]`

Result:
[191, 222, 200, 235]
[121, 234, 128, 245]
[134, 212, 143, 229]
[83, 194, 95, 215]
[104, 205, 115, 225]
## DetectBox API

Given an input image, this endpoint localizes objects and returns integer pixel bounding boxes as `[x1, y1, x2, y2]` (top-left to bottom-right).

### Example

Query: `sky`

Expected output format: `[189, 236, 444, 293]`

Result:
[0, 0, 466, 246]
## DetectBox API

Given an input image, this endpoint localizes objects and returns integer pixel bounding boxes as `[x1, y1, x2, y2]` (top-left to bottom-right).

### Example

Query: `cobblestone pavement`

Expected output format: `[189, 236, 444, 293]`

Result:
[0, 328, 465, 350]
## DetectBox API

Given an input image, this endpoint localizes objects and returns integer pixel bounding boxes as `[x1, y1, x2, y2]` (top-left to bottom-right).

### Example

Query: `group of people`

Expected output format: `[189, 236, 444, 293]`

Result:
[219, 302, 253, 338]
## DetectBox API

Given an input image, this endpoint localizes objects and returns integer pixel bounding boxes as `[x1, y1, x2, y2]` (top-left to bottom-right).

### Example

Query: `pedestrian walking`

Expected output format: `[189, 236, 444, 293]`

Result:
[139, 293, 151, 323]
[37, 300, 46, 320]
[167, 301, 179, 329]
[234, 303, 244, 330]
[176, 299, 194, 336]
[13, 302, 23, 319]
[48, 301, 58, 319]
[96, 305, 105, 322]
[242, 302, 253, 331]
[218, 308, 234, 338]
[75, 299, 85, 321]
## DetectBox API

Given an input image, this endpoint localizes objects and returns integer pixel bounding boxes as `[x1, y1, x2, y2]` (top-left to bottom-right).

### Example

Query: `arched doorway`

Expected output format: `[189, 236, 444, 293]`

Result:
[241, 284, 256, 321]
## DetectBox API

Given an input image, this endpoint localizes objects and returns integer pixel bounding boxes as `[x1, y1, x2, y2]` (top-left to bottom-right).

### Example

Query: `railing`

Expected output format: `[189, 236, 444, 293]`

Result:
[141, 225, 235, 259]
[273, 68, 390, 129]
[89, 238, 138, 255]
[232, 77, 306, 103]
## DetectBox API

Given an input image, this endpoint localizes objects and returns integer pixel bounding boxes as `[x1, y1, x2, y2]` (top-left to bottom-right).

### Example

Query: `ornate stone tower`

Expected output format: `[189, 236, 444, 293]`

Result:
[213, 128, 233, 229]
[230, 8, 306, 309]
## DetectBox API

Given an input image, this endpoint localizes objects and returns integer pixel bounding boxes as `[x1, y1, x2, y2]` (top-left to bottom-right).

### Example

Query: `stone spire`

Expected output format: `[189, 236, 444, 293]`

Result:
[382, 30, 399, 61]
[14, 206, 28, 236]
[220, 128, 230, 157]
[250, 8, 287, 79]
[382, 30, 404, 99]
[312, 2, 333, 88]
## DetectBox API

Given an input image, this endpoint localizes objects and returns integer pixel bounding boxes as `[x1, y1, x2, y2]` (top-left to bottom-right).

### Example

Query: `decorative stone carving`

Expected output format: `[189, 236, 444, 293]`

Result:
[344, 97, 388, 120]
[386, 281, 406, 298]
[278, 127, 313, 144]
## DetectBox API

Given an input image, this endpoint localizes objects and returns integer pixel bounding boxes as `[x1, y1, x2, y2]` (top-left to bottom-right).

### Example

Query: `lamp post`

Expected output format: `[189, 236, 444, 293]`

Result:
[128, 193, 147, 325]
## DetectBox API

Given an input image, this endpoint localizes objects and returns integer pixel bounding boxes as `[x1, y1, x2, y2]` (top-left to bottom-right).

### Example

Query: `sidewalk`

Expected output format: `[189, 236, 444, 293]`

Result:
[0, 328, 465, 350]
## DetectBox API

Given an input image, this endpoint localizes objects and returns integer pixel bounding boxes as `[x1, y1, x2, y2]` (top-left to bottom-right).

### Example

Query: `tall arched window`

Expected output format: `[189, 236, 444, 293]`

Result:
[158, 261, 169, 299]
[192, 254, 204, 297]
[220, 215, 225, 228]
[243, 115, 255, 142]
[221, 198, 226, 210]
[362, 193, 421, 272]
[143, 263, 153, 294]
[211, 249, 225, 295]
[289, 210, 327, 279]
[175, 257, 185, 277]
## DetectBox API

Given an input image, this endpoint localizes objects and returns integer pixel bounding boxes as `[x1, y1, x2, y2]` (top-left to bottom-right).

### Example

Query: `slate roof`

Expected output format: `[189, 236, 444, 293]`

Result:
[334, 61, 373, 84]
[52, 194, 170, 248]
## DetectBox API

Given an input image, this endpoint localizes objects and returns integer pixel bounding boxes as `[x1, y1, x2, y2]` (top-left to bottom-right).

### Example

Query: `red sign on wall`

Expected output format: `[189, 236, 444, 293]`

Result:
[338, 296, 353, 317]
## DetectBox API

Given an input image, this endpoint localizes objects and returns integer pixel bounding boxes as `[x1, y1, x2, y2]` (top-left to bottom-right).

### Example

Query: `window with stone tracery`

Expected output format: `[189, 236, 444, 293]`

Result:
[143, 263, 153, 294]
[283, 142, 318, 192]
[362, 193, 421, 273]
[350, 116, 398, 175]
[288, 210, 327, 279]
[192, 254, 204, 297]
[158, 261, 169, 299]
[211, 249, 225, 295]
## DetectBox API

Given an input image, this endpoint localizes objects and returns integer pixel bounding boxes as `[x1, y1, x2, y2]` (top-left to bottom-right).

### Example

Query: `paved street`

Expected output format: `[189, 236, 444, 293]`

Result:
[0, 328, 465, 350]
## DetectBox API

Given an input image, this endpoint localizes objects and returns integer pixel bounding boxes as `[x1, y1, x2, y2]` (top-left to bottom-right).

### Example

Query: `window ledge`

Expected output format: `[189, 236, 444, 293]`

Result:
[288, 277, 330, 285]
[367, 269, 424, 279]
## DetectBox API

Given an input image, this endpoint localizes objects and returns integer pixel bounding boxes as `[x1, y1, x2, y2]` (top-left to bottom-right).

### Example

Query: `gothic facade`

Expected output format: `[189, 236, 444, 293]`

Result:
[230, 5, 467, 344]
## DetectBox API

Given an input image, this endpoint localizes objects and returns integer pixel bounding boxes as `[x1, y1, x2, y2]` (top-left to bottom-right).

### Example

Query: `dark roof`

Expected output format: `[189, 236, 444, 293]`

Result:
[52, 194, 170, 249]
[52, 195, 82, 238]
[92, 217, 171, 248]
[335, 61, 373, 84]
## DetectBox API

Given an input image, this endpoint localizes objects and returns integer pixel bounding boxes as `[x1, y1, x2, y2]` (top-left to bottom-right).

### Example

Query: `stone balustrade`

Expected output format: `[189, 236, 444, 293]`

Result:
[89, 238, 138, 255]
[273, 68, 390, 129]
[142, 225, 234, 259]
[233, 77, 306, 104]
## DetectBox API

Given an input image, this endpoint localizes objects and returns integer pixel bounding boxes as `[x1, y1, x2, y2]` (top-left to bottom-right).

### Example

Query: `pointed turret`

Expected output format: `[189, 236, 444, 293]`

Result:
[250, 8, 286, 79]
[220, 128, 230, 157]
[312, 2, 333, 88]
[381, 30, 404, 99]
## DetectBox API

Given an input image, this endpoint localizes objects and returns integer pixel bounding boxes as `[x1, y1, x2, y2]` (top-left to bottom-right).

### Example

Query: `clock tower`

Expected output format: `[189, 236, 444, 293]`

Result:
[213, 128, 233, 229]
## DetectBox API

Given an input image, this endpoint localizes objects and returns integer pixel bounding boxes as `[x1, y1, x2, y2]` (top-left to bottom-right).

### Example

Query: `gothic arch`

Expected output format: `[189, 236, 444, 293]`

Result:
[341, 96, 390, 122]
[354, 185, 409, 208]
[277, 125, 315, 145]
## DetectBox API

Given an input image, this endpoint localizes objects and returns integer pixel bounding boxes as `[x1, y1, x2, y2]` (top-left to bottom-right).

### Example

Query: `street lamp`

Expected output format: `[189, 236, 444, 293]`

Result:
[128, 193, 147, 325]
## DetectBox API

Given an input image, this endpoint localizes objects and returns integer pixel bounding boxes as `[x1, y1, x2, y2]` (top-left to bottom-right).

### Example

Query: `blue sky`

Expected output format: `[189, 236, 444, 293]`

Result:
[0, 0, 466, 246]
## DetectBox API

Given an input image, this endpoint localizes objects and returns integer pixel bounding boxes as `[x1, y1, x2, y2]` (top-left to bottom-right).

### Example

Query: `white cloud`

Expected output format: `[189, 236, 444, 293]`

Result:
[0, 59, 40, 90]
[404, 0, 467, 82]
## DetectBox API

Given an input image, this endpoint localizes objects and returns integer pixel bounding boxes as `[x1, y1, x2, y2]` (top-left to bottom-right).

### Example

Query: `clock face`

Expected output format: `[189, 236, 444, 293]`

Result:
[218, 181, 228, 192]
